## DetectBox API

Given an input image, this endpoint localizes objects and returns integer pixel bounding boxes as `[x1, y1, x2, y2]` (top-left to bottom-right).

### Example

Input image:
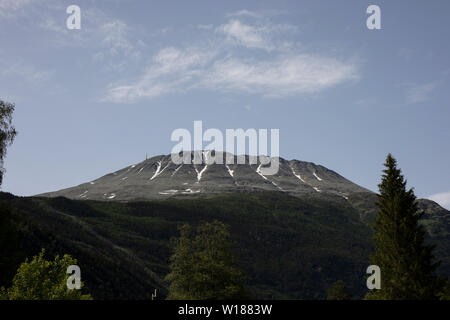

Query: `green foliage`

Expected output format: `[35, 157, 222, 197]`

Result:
[327, 280, 351, 300]
[1, 249, 92, 300]
[0, 99, 17, 187]
[1, 190, 449, 299]
[0, 201, 22, 287]
[366, 154, 443, 300]
[438, 278, 450, 300]
[166, 220, 248, 300]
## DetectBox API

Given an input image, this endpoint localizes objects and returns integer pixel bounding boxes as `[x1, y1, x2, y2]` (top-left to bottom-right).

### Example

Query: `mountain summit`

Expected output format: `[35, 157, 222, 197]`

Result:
[40, 151, 370, 201]
[23, 152, 450, 299]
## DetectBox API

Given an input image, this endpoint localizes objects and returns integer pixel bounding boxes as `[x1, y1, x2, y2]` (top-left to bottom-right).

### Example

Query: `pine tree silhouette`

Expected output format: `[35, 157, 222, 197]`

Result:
[366, 154, 443, 299]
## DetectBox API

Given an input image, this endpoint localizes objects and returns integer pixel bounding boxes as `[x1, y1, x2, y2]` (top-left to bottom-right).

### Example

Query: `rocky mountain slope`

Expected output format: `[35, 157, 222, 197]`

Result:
[39, 151, 444, 223]
[40, 151, 371, 201]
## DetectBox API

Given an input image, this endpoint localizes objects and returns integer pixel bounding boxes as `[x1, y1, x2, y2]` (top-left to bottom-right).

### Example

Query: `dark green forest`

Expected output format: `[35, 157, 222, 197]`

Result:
[1, 190, 449, 299]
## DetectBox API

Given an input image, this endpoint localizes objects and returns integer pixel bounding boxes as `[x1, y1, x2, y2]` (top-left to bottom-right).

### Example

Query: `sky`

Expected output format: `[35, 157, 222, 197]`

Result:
[0, 0, 449, 209]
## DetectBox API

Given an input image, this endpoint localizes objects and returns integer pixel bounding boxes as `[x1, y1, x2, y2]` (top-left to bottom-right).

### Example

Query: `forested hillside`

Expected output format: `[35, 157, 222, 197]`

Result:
[1, 191, 449, 299]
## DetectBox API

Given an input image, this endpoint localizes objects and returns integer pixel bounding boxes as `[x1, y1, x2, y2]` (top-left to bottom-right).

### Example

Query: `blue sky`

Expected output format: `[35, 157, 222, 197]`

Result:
[1, 0, 449, 208]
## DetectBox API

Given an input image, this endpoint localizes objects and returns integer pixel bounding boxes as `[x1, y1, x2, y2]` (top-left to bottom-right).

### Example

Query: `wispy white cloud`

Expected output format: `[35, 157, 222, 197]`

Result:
[428, 191, 450, 210]
[0, 62, 54, 83]
[202, 55, 357, 97]
[100, 20, 139, 58]
[33, 6, 141, 65]
[102, 15, 358, 103]
[103, 47, 217, 103]
[0, 0, 30, 18]
[217, 19, 298, 51]
[103, 45, 357, 103]
[150, 27, 172, 36]
[0, 58, 57, 100]
[217, 19, 271, 50]
[39, 17, 69, 35]
[405, 82, 437, 104]
[226, 9, 262, 19]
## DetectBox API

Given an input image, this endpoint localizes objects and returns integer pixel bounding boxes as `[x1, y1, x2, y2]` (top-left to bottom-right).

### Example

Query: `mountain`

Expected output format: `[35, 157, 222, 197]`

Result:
[40, 151, 370, 201]
[2, 152, 448, 300]
[39, 151, 443, 225]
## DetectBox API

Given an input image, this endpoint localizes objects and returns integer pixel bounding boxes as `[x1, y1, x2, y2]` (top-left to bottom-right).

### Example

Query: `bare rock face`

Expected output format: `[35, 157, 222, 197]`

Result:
[38, 151, 371, 201]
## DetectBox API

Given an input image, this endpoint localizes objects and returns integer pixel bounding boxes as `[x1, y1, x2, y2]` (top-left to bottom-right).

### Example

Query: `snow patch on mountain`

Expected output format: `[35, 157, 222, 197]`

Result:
[195, 165, 208, 182]
[226, 164, 234, 178]
[150, 161, 162, 180]
[313, 172, 323, 181]
[159, 189, 179, 195]
[256, 163, 268, 181]
[150, 160, 170, 181]
[290, 165, 306, 183]
[137, 165, 146, 174]
[38, 152, 372, 201]
[182, 188, 201, 194]
[257, 163, 283, 191]
[79, 190, 88, 198]
[172, 164, 183, 177]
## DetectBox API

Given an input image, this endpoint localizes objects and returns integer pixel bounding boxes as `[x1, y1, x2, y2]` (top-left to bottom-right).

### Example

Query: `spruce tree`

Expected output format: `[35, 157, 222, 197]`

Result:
[366, 154, 442, 299]
[165, 220, 248, 300]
